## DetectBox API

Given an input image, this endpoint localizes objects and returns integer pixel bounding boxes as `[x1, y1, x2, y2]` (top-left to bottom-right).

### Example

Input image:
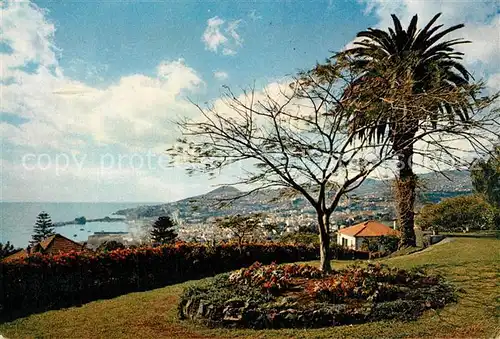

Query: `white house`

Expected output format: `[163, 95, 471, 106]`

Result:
[337, 220, 399, 251]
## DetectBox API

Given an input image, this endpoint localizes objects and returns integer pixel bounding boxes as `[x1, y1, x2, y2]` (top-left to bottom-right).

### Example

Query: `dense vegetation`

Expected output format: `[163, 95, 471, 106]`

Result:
[417, 194, 497, 232]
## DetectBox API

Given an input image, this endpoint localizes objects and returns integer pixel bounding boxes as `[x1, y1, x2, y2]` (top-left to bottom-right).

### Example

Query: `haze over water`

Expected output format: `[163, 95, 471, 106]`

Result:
[0, 202, 158, 247]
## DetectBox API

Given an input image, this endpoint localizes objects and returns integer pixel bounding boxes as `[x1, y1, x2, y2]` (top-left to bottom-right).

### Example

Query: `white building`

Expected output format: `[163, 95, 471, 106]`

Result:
[337, 220, 399, 251]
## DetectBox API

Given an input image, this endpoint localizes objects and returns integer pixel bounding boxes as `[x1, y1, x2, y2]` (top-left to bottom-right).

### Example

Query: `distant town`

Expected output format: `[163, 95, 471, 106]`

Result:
[113, 170, 472, 243]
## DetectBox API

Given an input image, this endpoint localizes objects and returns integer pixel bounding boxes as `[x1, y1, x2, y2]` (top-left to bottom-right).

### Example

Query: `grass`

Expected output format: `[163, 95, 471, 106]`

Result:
[1, 237, 499, 339]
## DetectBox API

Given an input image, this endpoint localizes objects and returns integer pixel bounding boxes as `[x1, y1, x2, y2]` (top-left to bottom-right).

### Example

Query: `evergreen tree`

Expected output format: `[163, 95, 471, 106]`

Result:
[0, 241, 19, 259]
[150, 216, 178, 244]
[31, 211, 55, 245]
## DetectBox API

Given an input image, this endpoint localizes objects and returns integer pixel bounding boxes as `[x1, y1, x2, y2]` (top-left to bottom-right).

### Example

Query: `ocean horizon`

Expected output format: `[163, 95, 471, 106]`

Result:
[0, 202, 161, 248]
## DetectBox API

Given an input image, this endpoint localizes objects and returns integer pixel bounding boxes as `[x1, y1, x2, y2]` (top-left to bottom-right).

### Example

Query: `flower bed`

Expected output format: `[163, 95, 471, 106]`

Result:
[178, 262, 456, 329]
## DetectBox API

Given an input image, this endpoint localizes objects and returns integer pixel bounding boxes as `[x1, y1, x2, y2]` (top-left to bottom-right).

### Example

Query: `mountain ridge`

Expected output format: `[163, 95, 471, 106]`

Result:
[114, 170, 472, 219]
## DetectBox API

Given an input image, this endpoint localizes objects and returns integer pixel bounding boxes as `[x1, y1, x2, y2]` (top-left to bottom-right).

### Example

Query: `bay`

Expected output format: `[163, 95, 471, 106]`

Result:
[0, 202, 158, 248]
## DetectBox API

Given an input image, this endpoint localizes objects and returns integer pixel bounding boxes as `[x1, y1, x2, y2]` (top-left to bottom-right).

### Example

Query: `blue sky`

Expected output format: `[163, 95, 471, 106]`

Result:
[34, 1, 374, 90]
[1, 0, 499, 202]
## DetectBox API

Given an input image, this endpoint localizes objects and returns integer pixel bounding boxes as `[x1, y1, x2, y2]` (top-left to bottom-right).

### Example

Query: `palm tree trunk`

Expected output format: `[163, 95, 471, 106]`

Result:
[395, 144, 417, 248]
[318, 212, 332, 272]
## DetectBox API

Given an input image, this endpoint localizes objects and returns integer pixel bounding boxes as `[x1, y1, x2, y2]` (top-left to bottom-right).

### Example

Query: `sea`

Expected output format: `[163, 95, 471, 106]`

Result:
[0, 202, 158, 248]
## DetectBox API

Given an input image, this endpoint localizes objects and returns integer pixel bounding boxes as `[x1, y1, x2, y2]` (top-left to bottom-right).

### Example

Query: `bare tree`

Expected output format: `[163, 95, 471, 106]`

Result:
[167, 58, 498, 270]
[169, 64, 399, 271]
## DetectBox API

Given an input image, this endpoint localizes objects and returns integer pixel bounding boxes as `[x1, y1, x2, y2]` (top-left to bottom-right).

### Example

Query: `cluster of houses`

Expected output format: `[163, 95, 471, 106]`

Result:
[2, 220, 400, 262]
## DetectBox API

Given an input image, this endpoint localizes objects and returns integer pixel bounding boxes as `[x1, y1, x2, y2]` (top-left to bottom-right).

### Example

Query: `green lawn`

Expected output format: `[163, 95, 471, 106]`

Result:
[1, 238, 499, 339]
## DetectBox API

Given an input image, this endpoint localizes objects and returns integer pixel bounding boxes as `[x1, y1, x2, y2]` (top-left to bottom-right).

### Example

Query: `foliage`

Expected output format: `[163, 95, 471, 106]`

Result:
[215, 213, 265, 247]
[228, 262, 323, 295]
[150, 216, 178, 245]
[360, 235, 399, 254]
[417, 194, 495, 232]
[0, 241, 19, 259]
[279, 232, 320, 245]
[179, 262, 456, 329]
[1, 238, 497, 338]
[305, 263, 445, 303]
[0, 242, 348, 318]
[312, 13, 500, 248]
[96, 240, 125, 252]
[378, 235, 400, 253]
[471, 144, 500, 228]
[31, 211, 55, 246]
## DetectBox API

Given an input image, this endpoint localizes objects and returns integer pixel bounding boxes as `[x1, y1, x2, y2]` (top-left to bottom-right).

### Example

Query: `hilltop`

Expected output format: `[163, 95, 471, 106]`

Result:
[114, 170, 472, 220]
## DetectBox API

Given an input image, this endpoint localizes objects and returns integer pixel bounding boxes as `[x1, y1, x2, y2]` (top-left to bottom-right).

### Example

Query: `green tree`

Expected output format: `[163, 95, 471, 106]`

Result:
[150, 216, 178, 245]
[0, 241, 19, 259]
[416, 194, 495, 233]
[31, 211, 55, 245]
[215, 213, 266, 248]
[310, 13, 498, 248]
[471, 144, 500, 209]
[471, 145, 500, 228]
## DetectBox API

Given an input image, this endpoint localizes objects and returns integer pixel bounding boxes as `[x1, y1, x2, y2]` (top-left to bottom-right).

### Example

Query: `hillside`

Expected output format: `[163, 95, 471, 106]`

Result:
[115, 170, 472, 219]
[1, 237, 497, 338]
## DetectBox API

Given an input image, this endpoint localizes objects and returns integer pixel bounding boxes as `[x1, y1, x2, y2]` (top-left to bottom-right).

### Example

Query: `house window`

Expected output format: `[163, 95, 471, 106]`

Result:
[342, 238, 348, 247]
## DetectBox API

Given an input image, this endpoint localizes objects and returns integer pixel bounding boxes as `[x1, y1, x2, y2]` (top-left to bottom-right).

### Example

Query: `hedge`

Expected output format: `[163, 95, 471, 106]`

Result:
[0, 242, 371, 320]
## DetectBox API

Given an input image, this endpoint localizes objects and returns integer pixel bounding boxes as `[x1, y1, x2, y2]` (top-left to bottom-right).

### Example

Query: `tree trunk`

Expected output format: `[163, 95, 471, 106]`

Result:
[318, 213, 332, 272]
[395, 145, 417, 248]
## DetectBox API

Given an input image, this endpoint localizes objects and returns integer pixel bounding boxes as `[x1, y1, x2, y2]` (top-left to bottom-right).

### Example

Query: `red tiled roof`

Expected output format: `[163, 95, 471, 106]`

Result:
[338, 220, 399, 237]
[2, 249, 28, 262]
[40, 234, 84, 254]
[2, 234, 85, 263]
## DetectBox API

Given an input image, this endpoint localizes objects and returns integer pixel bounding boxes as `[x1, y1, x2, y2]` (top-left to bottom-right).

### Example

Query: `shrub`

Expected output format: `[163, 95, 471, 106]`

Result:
[417, 194, 495, 233]
[279, 232, 319, 245]
[0, 241, 19, 259]
[179, 262, 456, 329]
[96, 240, 125, 252]
[228, 262, 323, 295]
[1, 242, 372, 319]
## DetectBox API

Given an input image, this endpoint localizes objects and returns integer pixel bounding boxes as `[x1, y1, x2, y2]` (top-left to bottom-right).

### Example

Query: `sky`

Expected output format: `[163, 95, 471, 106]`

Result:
[1, 0, 499, 202]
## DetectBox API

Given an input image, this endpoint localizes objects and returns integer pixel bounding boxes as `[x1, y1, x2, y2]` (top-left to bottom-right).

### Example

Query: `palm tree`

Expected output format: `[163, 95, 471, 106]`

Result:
[334, 13, 473, 247]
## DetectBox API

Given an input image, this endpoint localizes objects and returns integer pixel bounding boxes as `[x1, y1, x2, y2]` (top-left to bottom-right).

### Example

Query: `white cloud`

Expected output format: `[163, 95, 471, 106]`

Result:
[222, 48, 237, 56]
[202, 16, 243, 55]
[1, 1, 204, 153]
[0, 0, 59, 72]
[201, 16, 228, 52]
[226, 19, 243, 46]
[213, 70, 229, 80]
[249, 10, 262, 21]
[0, 0, 210, 201]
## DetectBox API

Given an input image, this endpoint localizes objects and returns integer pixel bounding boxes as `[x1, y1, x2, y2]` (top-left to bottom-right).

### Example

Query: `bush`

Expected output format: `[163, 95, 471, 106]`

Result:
[96, 240, 125, 252]
[179, 262, 456, 329]
[417, 194, 495, 233]
[279, 232, 320, 245]
[0, 242, 370, 319]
